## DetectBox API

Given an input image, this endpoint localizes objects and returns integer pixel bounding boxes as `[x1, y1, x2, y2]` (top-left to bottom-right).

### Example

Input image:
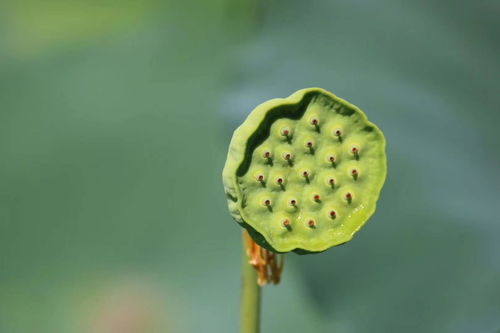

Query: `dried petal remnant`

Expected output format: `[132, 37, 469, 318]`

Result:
[244, 230, 284, 286]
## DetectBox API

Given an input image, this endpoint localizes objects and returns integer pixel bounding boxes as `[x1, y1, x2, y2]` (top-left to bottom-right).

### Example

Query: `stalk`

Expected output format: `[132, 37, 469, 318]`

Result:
[240, 231, 261, 333]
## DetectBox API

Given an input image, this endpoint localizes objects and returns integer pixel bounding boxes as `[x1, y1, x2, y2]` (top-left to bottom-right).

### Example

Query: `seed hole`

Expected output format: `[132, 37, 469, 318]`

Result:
[328, 178, 335, 187]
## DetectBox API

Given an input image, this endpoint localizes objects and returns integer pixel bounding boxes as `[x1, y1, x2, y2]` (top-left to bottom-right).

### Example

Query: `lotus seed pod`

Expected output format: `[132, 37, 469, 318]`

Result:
[223, 88, 387, 253]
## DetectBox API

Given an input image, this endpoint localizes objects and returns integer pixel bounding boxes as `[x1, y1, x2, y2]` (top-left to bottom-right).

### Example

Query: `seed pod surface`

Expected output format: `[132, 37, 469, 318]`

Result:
[223, 88, 386, 253]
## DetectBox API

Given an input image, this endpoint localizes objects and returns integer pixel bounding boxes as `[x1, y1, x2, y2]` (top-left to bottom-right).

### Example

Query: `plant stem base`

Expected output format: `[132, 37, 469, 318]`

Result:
[241, 231, 261, 333]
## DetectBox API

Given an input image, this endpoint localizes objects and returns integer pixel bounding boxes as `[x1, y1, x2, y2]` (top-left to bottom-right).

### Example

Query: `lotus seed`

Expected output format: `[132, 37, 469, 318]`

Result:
[223, 88, 387, 253]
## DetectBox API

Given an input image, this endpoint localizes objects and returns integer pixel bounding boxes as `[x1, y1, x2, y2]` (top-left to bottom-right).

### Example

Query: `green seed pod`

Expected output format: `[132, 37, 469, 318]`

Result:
[223, 88, 386, 253]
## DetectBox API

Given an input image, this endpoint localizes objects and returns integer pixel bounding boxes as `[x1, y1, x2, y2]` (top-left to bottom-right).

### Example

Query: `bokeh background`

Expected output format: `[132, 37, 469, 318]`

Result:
[1, 1, 499, 332]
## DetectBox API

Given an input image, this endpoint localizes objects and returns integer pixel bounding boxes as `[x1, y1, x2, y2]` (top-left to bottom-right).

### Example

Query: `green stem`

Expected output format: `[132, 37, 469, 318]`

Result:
[241, 233, 261, 333]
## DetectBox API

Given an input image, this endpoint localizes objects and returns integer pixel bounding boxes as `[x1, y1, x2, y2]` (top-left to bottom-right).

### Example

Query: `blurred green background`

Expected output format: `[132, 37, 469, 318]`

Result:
[0, 1, 499, 332]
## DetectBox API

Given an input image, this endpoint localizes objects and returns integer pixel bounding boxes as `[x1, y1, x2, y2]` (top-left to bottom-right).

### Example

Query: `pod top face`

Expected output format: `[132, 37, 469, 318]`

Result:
[223, 88, 387, 253]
